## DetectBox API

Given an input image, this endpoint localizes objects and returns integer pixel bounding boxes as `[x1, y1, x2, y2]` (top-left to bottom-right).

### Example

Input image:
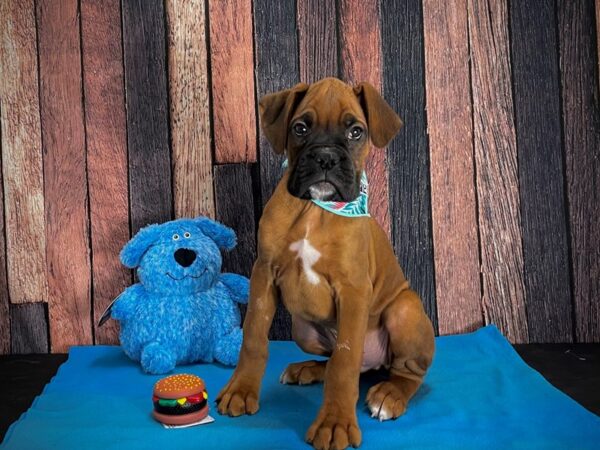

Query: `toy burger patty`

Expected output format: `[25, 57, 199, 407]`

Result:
[152, 374, 209, 425]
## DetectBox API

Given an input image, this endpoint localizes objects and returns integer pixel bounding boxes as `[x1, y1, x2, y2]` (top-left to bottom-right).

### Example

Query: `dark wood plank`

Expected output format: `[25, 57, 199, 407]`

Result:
[209, 0, 257, 163]
[122, 0, 173, 233]
[37, 0, 92, 352]
[214, 164, 256, 278]
[510, 0, 573, 343]
[467, 0, 528, 343]
[422, 0, 483, 335]
[81, 0, 131, 345]
[166, 0, 215, 218]
[296, 0, 338, 83]
[0, 136, 10, 355]
[381, 0, 437, 333]
[253, 0, 300, 340]
[0, 1, 48, 305]
[338, 0, 390, 236]
[10, 303, 48, 354]
[558, 0, 600, 343]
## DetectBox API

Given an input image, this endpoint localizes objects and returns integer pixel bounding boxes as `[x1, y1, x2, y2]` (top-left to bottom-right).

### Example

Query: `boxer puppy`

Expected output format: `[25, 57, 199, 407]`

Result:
[216, 78, 435, 450]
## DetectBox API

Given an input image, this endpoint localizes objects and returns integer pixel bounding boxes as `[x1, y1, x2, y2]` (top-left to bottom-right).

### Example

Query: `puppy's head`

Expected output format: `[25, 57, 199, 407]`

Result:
[259, 78, 402, 201]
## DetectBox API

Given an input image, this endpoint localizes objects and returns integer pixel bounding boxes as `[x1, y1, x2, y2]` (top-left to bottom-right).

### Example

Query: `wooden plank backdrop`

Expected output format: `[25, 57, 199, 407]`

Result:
[1, 0, 599, 353]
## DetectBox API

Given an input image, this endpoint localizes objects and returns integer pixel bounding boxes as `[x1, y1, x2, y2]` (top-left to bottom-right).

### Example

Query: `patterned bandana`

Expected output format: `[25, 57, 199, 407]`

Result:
[282, 159, 370, 217]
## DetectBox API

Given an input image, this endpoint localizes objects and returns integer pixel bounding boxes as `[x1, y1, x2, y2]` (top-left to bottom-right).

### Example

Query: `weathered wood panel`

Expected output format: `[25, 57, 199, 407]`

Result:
[37, 0, 92, 352]
[0, 1, 48, 305]
[122, 0, 173, 233]
[558, 0, 600, 342]
[166, 0, 215, 218]
[510, 0, 573, 343]
[338, 0, 390, 236]
[81, 0, 131, 345]
[0, 155, 10, 354]
[423, 0, 483, 335]
[297, 0, 338, 83]
[253, 0, 300, 339]
[381, 0, 437, 332]
[467, 0, 528, 343]
[10, 303, 48, 354]
[209, 0, 256, 163]
[214, 165, 256, 278]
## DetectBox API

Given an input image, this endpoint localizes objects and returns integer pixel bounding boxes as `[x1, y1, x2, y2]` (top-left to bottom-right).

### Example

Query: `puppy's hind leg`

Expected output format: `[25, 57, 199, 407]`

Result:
[366, 289, 434, 421]
[280, 360, 327, 385]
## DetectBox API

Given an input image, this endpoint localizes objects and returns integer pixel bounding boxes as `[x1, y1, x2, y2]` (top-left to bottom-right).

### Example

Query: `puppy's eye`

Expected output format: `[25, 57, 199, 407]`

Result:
[348, 126, 364, 140]
[293, 122, 309, 136]
[183, 232, 191, 238]
[172, 234, 180, 241]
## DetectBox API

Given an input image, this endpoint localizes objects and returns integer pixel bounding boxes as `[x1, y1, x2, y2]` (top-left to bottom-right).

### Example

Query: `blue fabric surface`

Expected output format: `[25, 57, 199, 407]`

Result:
[3, 326, 599, 449]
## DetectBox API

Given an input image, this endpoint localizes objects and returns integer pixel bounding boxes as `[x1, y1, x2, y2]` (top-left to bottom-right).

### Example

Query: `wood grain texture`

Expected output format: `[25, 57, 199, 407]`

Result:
[81, 0, 131, 345]
[381, 0, 437, 333]
[510, 0, 573, 343]
[467, 0, 528, 343]
[10, 303, 48, 354]
[166, 0, 215, 218]
[423, 0, 483, 335]
[37, 0, 92, 352]
[597, 0, 600, 87]
[122, 0, 173, 233]
[253, 0, 300, 340]
[297, 0, 338, 83]
[0, 0, 48, 304]
[209, 0, 257, 163]
[558, 0, 600, 342]
[0, 150, 10, 354]
[214, 164, 256, 278]
[338, 0, 390, 236]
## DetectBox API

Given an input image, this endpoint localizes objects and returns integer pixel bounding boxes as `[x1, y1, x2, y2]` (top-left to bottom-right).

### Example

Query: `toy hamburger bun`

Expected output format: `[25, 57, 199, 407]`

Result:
[152, 374, 209, 425]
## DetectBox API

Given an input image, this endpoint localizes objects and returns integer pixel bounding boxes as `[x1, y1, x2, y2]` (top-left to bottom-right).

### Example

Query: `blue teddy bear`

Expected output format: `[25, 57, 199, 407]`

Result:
[109, 217, 249, 374]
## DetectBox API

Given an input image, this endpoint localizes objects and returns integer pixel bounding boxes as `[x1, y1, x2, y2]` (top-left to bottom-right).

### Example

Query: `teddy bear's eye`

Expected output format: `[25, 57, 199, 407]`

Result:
[172, 234, 180, 241]
[183, 232, 191, 238]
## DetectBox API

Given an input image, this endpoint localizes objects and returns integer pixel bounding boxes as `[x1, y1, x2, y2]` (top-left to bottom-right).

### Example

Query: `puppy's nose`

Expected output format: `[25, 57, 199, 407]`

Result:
[174, 248, 196, 267]
[314, 150, 339, 171]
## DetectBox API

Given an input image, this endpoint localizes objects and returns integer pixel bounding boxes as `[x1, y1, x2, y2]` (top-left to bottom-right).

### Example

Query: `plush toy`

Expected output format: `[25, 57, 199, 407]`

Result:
[106, 217, 249, 374]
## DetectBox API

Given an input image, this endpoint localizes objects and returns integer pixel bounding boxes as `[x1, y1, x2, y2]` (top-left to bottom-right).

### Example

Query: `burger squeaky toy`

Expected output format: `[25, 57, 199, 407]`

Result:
[152, 374, 209, 425]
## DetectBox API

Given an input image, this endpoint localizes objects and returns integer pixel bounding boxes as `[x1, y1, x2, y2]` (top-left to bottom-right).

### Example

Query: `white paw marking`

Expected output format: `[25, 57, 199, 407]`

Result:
[279, 369, 291, 384]
[369, 403, 392, 421]
[289, 239, 321, 285]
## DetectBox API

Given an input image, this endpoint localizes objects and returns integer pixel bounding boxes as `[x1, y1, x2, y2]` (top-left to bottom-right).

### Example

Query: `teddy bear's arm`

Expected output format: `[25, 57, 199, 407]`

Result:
[111, 284, 144, 321]
[218, 273, 250, 304]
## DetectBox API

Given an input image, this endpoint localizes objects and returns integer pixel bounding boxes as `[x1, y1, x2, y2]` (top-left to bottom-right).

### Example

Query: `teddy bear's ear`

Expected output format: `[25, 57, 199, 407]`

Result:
[120, 223, 163, 268]
[194, 217, 237, 251]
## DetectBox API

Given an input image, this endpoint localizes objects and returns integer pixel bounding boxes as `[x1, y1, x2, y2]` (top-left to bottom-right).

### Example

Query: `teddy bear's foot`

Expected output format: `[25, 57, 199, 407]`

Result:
[214, 328, 243, 366]
[141, 342, 176, 374]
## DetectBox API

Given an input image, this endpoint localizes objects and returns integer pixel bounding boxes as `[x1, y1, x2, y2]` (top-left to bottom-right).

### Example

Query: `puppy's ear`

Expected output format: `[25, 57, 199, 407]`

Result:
[194, 217, 237, 251]
[259, 82, 310, 154]
[120, 223, 162, 268]
[353, 82, 403, 148]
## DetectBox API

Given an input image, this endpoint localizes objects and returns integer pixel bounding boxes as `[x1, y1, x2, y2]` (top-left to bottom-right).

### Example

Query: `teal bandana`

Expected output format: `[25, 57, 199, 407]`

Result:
[282, 159, 370, 217]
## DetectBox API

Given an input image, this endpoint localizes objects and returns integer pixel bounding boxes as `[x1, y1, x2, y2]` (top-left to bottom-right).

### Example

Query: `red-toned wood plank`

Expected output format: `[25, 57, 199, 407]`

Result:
[209, 0, 257, 163]
[166, 0, 215, 218]
[122, 0, 173, 233]
[296, 0, 338, 83]
[558, 0, 600, 342]
[0, 146, 10, 354]
[467, 0, 528, 343]
[422, 0, 483, 335]
[37, 0, 92, 352]
[81, 0, 131, 345]
[338, 0, 390, 236]
[0, 1, 48, 305]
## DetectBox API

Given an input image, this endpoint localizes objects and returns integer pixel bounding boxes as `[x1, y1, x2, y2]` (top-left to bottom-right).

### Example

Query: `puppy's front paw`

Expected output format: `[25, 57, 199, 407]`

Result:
[216, 374, 259, 417]
[306, 405, 361, 450]
[366, 380, 408, 421]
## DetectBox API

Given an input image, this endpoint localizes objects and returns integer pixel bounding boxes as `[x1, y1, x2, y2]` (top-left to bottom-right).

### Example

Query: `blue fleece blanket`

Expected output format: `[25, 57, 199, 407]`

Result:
[2, 326, 599, 449]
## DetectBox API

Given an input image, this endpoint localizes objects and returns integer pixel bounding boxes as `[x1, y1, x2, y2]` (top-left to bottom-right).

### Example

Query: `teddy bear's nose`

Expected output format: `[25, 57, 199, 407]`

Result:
[174, 248, 197, 268]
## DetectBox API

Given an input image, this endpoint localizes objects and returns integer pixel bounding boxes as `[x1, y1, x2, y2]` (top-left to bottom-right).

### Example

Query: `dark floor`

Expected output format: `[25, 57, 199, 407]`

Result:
[1, 344, 599, 442]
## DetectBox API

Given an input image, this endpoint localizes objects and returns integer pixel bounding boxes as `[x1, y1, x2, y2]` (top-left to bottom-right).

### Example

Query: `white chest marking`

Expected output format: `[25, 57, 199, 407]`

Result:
[289, 238, 321, 285]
